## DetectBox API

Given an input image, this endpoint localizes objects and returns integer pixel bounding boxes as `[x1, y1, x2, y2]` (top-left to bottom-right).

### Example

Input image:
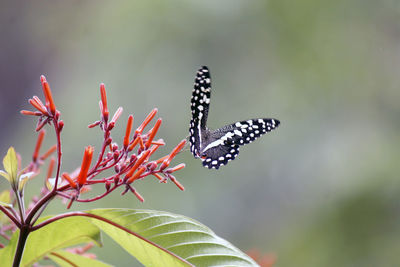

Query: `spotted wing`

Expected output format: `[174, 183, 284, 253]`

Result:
[219, 118, 280, 146]
[189, 66, 212, 158]
[201, 143, 240, 169]
[199, 118, 280, 169]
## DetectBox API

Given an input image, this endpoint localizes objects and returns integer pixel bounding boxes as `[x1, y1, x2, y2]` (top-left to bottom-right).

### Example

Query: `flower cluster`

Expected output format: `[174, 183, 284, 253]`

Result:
[0, 75, 187, 266]
[19, 76, 186, 207]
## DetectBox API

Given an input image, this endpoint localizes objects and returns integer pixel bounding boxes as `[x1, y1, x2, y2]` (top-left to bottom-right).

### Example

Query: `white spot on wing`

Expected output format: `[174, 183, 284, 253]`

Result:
[234, 130, 242, 136]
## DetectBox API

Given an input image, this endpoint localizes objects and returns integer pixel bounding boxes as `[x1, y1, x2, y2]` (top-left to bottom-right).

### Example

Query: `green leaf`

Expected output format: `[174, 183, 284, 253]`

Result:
[0, 189, 11, 206]
[46, 177, 55, 191]
[18, 172, 35, 191]
[0, 201, 13, 209]
[0, 231, 18, 267]
[0, 215, 102, 267]
[2, 147, 18, 183]
[0, 170, 10, 182]
[0, 190, 13, 223]
[48, 250, 112, 267]
[88, 209, 259, 267]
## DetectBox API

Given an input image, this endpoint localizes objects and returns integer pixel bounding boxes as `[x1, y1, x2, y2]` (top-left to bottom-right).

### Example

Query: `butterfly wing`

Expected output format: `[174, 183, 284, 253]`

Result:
[199, 118, 280, 169]
[219, 118, 280, 146]
[201, 143, 240, 169]
[189, 66, 212, 158]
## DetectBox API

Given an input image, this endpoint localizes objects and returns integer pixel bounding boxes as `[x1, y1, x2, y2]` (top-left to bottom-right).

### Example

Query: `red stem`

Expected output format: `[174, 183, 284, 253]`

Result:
[13, 225, 29, 267]
[75, 185, 119, 202]
[93, 132, 109, 170]
[52, 118, 62, 191]
[0, 205, 21, 228]
[24, 118, 61, 225]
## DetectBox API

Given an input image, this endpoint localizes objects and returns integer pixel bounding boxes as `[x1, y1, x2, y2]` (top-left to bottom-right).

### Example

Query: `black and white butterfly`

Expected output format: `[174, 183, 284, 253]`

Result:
[189, 66, 280, 169]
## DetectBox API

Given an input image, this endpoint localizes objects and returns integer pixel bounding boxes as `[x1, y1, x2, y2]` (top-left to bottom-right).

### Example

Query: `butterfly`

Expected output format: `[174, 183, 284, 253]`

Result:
[189, 66, 280, 169]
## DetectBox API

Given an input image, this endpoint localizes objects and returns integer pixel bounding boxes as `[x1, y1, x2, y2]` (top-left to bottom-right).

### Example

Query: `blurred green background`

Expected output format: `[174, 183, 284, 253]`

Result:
[1, 1, 400, 266]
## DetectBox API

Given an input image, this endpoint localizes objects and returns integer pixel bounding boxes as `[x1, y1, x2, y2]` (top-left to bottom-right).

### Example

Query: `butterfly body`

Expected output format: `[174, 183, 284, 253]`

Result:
[189, 66, 280, 169]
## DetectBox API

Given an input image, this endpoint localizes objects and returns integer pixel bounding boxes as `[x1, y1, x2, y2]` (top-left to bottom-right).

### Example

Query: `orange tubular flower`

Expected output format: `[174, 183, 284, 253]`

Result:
[152, 173, 164, 181]
[40, 75, 56, 115]
[138, 137, 145, 150]
[155, 155, 169, 164]
[130, 188, 144, 202]
[166, 163, 185, 173]
[168, 175, 185, 191]
[62, 172, 77, 189]
[100, 83, 109, 121]
[160, 139, 186, 170]
[77, 146, 94, 186]
[150, 139, 165, 146]
[123, 115, 134, 149]
[28, 98, 48, 115]
[20, 110, 42, 116]
[33, 96, 46, 108]
[127, 166, 146, 183]
[47, 158, 56, 180]
[136, 108, 157, 135]
[145, 118, 162, 148]
[125, 150, 151, 180]
[110, 107, 123, 125]
[128, 136, 141, 151]
[148, 143, 161, 158]
[32, 130, 46, 162]
[40, 145, 57, 161]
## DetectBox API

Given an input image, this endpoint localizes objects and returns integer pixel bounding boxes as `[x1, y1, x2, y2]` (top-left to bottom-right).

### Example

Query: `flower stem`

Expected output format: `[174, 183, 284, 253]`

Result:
[52, 118, 62, 190]
[13, 225, 30, 267]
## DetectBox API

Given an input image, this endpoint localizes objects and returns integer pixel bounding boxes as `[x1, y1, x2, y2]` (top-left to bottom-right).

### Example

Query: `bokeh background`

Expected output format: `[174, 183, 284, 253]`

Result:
[1, 1, 400, 266]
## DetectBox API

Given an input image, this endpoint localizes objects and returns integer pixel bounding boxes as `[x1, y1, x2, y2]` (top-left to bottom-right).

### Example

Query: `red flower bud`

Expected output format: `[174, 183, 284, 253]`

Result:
[147, 161, 158, 171]
[130, 154, 137, 163]
[145, 118, 162, 149]
[77, 146, 94, 186]
[100, 83, 109, 122]
[20, 110, 42, 116]
[105, 137, 112, 146]
[125, 150, 150, 180]
[105, 181, 111, 191]
[128, 136, 141, 152]
[166, 163, 185, 173]
[41, 75, 56, 115]
[129, 187, 144, 202]
[136, 108, 157, 135]
[124, 115, 134, 149]
[160, 140, 186, 170]
[40, 145, 57, 161]
[167, 174, 184, 191]
[107, 122, 115, 131]
[114, 164, 120, 173]
[33, 130, 46, 162]
[110, 107, 123, 125]
[62, 172, 77, 189]
[29, 98, 48, 115]
[113, 151, 120, 161]
[58, 120, 64, 132]
[112, 143, 118, 152]
[127, 166, 146, 183]
[88, 121, 101, 128]
[152, 173, 165, 182]
[46, 157, 56, 180]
